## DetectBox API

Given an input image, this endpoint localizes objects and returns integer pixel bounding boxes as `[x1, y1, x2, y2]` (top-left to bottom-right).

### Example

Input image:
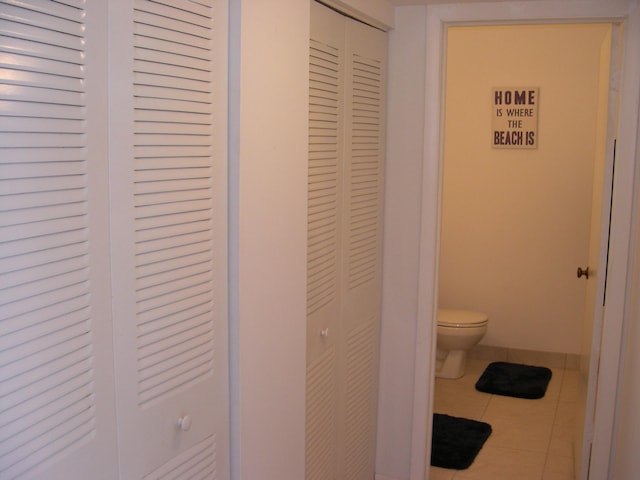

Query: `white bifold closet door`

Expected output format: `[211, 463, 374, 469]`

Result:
[306, 2, 386, 480]
[0, 1, 117, 478]
[108, 0, 229, 478]
[0, 0, 229, 479]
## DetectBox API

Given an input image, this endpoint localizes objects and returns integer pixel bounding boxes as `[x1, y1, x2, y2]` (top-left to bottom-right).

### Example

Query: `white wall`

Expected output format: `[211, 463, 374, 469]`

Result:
[230, 1, 309, 479]
[439, 24, 611, 354]
[376, 6, 428, 480]
[229, 2, 394, 480]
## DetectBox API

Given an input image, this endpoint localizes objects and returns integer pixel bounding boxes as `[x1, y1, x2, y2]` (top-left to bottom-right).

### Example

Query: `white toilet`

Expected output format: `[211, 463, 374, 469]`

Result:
[436, 308, 489, 379]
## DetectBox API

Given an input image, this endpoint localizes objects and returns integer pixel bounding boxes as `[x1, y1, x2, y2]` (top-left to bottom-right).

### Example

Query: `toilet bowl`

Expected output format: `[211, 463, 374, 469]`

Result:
[436, 308, 488, 379]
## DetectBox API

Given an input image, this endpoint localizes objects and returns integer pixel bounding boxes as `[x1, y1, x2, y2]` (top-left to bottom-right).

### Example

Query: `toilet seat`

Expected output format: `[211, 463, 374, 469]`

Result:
[437, 308, 488, 328]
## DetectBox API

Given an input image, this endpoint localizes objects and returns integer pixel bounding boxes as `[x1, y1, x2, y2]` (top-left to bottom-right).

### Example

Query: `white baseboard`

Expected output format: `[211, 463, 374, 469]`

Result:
[375, 474, 402, 480]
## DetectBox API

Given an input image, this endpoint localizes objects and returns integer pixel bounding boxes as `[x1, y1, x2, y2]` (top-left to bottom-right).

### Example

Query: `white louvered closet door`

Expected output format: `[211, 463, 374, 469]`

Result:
[339, 17, 386, 480]
[1, 1, 228, 478]
[108, 0, 229, 479]
[306, 2, 343, 479]
[0, 2, 118, 479]
[307, 3, 386, 480]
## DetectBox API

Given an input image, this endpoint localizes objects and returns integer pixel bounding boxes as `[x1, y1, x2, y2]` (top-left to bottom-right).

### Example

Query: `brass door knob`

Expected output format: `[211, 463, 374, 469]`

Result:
[577, 267, 590, 279]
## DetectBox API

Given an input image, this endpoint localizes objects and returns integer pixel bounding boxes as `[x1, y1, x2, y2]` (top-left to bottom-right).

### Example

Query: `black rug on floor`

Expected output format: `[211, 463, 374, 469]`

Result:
[431, 413, 492, 470]
[475, 361, 553, 399]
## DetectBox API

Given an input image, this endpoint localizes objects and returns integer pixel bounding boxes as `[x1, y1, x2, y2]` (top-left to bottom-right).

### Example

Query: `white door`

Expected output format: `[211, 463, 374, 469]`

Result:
[0, 0, 229, 478]
[0, 2, 118, 478]
[575, 25, 620, 479]
[306, 3, 386, 480]
[306, 3, 344, 478]
[338, 15, 386, 480]
[108, 0, 229, 478]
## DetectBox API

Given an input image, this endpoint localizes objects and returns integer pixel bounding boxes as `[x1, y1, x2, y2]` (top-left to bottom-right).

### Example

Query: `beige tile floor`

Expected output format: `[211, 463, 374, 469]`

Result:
[429, 358, 579, 480]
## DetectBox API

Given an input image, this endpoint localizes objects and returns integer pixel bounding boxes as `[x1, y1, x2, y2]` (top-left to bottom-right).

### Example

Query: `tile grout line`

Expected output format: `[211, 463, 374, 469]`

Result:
[541, 368, 566, 479]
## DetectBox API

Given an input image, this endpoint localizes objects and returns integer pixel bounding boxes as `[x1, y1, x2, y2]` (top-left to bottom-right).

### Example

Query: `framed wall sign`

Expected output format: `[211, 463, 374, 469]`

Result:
[492, 87, 539, 149]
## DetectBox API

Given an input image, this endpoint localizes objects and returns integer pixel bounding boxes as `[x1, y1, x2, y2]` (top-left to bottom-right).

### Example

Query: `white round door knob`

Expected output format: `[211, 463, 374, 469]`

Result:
[177, 415, 192, 431]
[320, 328, 329, 338]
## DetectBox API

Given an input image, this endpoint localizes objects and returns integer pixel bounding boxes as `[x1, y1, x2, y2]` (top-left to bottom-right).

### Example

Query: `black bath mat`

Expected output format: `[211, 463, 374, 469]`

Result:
[431, 413, 492, 470]
[475, 361, 552, 399]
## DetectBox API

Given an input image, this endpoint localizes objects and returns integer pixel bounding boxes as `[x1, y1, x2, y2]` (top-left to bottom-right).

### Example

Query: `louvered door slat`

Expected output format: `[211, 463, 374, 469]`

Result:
[0, 3, 84, 37]
[139, 360, 212, 406]
[134, 145, 213, 160]
[136, 279, 212, 313]
[0, 21, 81, 54]
[0, 104, 84, 124]
[4, 412, 96, 473]
[0, 371, 93, 443]
[134, 83, 210, 104]
[0, 196, 86, 222]
[134, 1, 212, 31]
[1, 217, 86, 247]
[0, 115, 84, 134]
[1, 296, 88, 343]
[1, 333, 92, 384]
[0, 191, 87, 217]
[138, 324, 213, 367]
[136, 206, 212, 227]
[137, 269, 212, 301]
[135, 108, 212, 125]
[136, 229, 211, 255]
[1, 407, 95, 480]
[137, 248, 212, 280]
[137, 299, 211, 337]
[0, 27, 84, 83]
[0, 228, 86, 265]
[134, 118, 214, 136]
[135, 167, 211, 184]
[0, 388, 94, 455]
[137, 240, 211, 267]
[3, 171, 85, 194]
[135, 43, 211, 68]
[0, 55, 83, 85]
[0, 306, 89, 356]
[1, 282, 89, 326]
[136, 223, 212, 250]
[4, 272, 89, 324]
[0, 371, 92, 432]
[134, 34, 210, 62]
[0, 71, 83, 99]
[135, 96, 212, 114]
[144, 435, 217, 480]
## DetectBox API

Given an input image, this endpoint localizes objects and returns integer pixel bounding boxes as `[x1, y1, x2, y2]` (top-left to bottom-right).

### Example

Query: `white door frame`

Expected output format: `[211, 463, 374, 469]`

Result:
[411, 2, 640, 479]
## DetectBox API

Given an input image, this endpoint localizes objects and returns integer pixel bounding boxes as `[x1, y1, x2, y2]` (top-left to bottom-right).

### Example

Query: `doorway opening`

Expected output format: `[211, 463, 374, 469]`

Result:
[431, 22, 618, 479]
[416, 8, 630, 478]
